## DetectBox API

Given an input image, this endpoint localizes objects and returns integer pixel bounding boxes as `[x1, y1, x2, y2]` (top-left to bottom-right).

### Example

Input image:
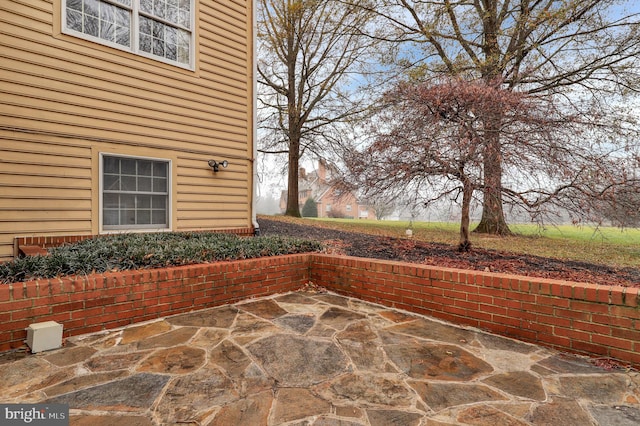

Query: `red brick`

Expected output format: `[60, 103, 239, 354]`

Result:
[591, 313, 633, 329]
[537, 295, 569, 308]
[610, 305, 640, 320]
[617, 287, 638, 307]
[480, 304, 507, 316]
[554, 307, 590, 321]
[537, 314, 571, 328]
[553, 327, 591, 342]
[591, 334, 633, 351]
[573, 320, 611, 335]
[571, 340, 608, 356]
[570, 300, 609, 314]
[536, 333, 571, 349]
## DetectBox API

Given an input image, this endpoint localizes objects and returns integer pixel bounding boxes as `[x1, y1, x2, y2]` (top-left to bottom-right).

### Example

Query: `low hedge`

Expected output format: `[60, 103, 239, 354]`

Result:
[0, 232, 323, 283]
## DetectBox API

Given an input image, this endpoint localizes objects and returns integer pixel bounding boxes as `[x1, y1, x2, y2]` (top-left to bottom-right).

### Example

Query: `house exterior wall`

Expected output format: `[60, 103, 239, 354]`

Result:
[0, 0, 255, 260]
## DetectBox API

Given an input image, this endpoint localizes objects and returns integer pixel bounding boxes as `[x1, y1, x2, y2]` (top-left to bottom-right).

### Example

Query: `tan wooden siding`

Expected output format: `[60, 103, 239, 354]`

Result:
[0, 0, 255, 261]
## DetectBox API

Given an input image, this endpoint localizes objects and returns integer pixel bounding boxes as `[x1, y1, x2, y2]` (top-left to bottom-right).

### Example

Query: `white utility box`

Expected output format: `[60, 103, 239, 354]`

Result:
[26, 321, 63, 353]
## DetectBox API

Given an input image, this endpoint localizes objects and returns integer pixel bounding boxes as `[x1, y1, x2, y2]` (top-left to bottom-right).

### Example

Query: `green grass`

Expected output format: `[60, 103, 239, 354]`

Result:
[264, 216, 640, 268]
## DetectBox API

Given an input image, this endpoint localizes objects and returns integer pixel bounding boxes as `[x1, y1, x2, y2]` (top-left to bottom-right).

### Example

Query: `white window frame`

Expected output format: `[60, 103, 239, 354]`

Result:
[62, 0, 195, 70]
[99, 152, 172, 233]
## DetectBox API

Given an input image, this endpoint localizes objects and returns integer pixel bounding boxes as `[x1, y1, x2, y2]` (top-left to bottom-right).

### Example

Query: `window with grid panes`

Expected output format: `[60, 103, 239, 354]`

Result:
[102, 155, 170, 230]
[63, 0, 193, 67]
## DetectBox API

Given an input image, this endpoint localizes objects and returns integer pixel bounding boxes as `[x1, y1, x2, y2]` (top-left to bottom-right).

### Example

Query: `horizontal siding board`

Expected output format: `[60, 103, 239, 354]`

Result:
[0, 130, 89, 150]
[2, 69, 249, 129]
[0, 58, 247, 122]
[1, 108, 250, 152]
[0, 198, 92, 210]
[0, 162, 91, 180]
[176, 218, 250, 230]
[0, 221, 91, 233]
[0, 187, 91, 200]
[2, 89, 248, 139]
[0, 33, 250, 101]
[0, 210, 90, 221]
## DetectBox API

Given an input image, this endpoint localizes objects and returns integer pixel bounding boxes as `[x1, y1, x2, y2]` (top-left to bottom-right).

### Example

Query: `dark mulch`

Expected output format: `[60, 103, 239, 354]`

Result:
[258, 218, 640, 288]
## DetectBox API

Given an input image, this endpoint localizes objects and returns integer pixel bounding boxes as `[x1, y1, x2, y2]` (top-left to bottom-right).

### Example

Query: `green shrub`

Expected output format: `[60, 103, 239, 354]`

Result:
[0, 233, 322, 284]
[301, 197, 318, 217]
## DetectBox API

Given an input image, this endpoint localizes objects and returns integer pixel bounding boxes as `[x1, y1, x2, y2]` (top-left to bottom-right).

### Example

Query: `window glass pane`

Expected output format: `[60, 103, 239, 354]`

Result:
[100, 3, 115, 21]
[137, 196, 151, 209]
[166, 43, 177, 61]
[152, 20, 164, 38]
[85, 0, 99, 17]
[100, 21, 115, 41]
[68, 0, 82, 11]
[121, 158, 136, 174]
[120, 194, 136, 209]
[104, 209, 119, 225]
[153, 0, 166, 19]
[67, 10, 83, 32]
[104, 193, 119, 208]
[153, 177, 167, 192]
[140, 34, 152, 53]
[151, 210, 166, 224]
[179, 0, 190, 29]
[85, 15, 99, 37]
[121, 210, 136, 225]
[116, 23, 130, 46]
[153, 162, 168, 177]
[103, 174, 120, 191]
[167, 6, 178, 25]
[138, 176, 152, 192]
[121, 176, 136, 191]
[153, 38, 165, 57]
[140, 0, 153, 14]
[139, 16, 152, 35]
[138, 160, 152, 176]
[152, 195, 166, 209]
[137, 210, 151, 224]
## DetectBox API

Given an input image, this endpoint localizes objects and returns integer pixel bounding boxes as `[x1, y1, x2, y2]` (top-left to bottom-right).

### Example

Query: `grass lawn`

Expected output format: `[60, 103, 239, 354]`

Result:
[263, 216, 640, 268]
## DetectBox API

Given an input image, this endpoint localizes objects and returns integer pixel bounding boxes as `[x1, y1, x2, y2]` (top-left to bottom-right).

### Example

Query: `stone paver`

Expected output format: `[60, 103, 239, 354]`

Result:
[1, 290, 638, 425]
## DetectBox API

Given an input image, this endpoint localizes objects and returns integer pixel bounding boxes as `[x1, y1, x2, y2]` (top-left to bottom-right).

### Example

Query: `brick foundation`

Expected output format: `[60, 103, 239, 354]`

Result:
[1, 253, 638, 368]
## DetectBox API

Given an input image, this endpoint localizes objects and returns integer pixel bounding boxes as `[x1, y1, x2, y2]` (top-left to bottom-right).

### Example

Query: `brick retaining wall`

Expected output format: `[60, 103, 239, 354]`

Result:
[0, 255, 309, 351]
[311, 254, 640, 367]
[1, 254, 638, 367]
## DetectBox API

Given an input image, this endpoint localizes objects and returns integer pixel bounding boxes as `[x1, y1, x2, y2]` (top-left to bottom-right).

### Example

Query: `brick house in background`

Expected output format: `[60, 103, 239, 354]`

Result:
[0, 0, 257, 260]
[280, 160, 375, 219]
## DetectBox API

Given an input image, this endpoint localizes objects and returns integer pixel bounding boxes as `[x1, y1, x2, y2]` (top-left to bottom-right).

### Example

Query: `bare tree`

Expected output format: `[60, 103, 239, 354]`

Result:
[257, 0, 378, 216]
[347, 77, 640, 251]
[356, 0, 640, 234]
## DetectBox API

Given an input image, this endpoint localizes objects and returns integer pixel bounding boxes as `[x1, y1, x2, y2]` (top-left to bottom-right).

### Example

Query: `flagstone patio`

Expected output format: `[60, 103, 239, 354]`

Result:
[1, 290, 639, 425]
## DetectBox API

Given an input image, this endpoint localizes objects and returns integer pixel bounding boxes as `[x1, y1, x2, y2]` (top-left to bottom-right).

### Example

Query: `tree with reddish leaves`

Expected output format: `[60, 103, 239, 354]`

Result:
[353, 0, 640, 234]
[345, 77, 640, 251]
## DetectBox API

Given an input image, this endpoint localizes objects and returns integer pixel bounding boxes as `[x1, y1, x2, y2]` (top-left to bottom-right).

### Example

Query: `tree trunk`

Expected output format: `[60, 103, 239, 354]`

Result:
[284, 5, 301, 218]
[285, 140, 301, 216]
[474, 130, 512, 235]
[474, 3, 512, 236]
[458, 176, 473, 252]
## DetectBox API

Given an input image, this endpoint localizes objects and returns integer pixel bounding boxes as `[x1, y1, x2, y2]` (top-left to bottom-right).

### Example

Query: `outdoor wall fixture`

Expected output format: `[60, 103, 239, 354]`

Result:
[208, 159, 228, 172]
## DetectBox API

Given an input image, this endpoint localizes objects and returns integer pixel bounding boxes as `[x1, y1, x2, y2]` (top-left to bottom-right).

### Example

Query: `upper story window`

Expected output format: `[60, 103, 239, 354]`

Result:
[101, 154, 171, 230]
[63, 0, 193, 68]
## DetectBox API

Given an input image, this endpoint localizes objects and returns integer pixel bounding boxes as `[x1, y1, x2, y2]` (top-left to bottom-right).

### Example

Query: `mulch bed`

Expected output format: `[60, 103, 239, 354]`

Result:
[258, 218, 640, 288]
